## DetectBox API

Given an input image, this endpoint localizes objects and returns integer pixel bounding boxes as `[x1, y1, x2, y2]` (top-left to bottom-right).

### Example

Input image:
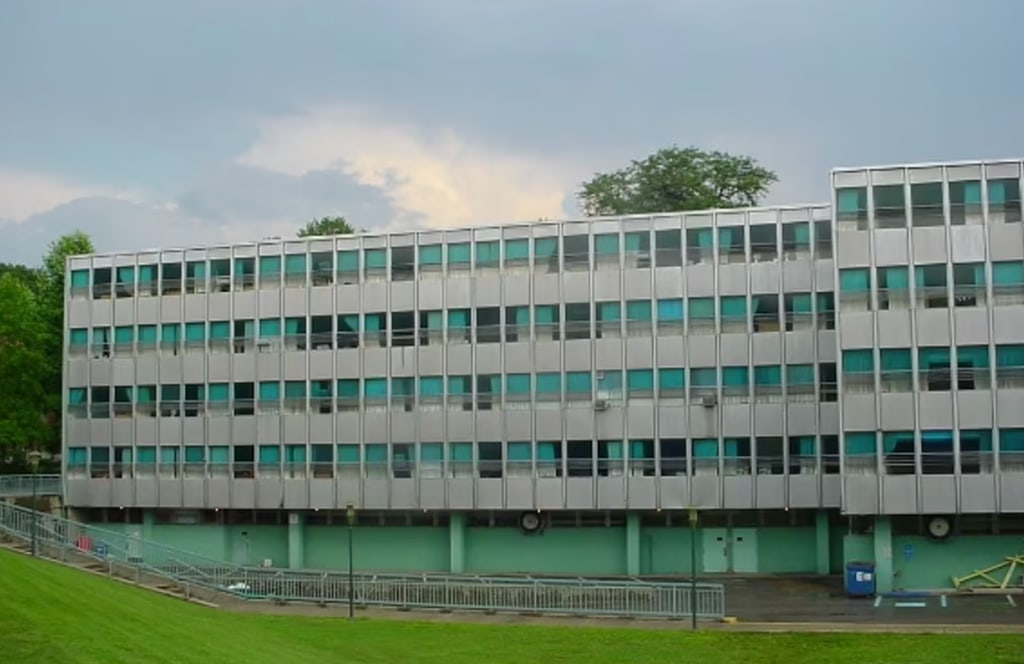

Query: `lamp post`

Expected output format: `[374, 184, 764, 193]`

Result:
[346, 503, 356, 620]
[28, 450, 42, 557]
[688, 507, 698, 631]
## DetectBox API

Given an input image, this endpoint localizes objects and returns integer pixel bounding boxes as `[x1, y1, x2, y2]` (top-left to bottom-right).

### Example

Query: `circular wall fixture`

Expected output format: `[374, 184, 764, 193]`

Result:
[519, 511, 543, 533]
[927, 516, 952, 540]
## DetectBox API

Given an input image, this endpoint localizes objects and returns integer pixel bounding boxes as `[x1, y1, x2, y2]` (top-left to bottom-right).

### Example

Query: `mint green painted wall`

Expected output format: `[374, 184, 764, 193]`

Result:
[465, 527, 626, 576]
[892, 535, 1024, 590]
[148, 525, 229, 561]
[641, 528, 696, 574]
[829, 526, 846, 573]
[756, 528, 817, 573]
[304, 526, 449, 573]
[842, 534, 873, 566]
[226, 525, 289, 567]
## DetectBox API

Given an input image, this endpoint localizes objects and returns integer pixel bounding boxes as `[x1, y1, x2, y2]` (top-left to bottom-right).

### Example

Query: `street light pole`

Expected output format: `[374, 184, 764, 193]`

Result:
[688, 507, 698, 631]
[346, 503, 356, 620]
[29, 450, 42, 557]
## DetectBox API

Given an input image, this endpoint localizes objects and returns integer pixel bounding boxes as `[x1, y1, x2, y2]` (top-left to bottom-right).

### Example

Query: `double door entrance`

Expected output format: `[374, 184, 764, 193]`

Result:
[701, 527, 758, 573]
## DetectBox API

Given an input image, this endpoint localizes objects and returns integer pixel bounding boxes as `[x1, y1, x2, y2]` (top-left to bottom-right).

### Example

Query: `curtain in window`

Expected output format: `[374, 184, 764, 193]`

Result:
[259, 255, 281, 275]
[448, 309, 471, 328]
[185, 323, 206, 342]
[208, 446, 229, 464]
[420, 443, 444, 462]
[364, 249, 387, 269]
[595, 234, 619, 255]
[284, 445, 307, 464]
[476, 241, 500, 264]
[721, 367, 748, 386]
[626, 300, 652, 321]
[790, 294, 813, 314]
[70, 328, 88, 346]
[754, 365, 782, 386]
[450, 443, 473, 462]
[658, 368, 685, 390]
[957, 346, 990, 368]
[362, 314, 381, 332]
[963, 181, 982, 205]
[993, 261, 1024, 285]
[284, 254, 306, 275]
[258, 381, 280, 400]
[138, 326, 157, 343]
[688, 297, 715, 319]
[533, 306, 557, 324]
[446, 243, 471, 265]
[1000, 429, 1024, 452]
[506, 374, 531, 394]
[363, 378, 387, 398]
[534, 237, 557, 259]
[209, 321, 230, 340]
[93, 327, 110, 343]
[535, 442, 558, 461]
[536, 372, 561, 394]
[259, 318, 281, 337]
[693, 439, 718, 458]
[880, 349, 912, 371]
[793, 222, 811, 246]
[839, 269, 870, 292]
[419, 376, 444, 396]
[786, 364, 815, 385]
[71, 270, 89, 288]
[336, 445, 360, 464]
[337, 380, 359, 399]
[918, 347, 951, 368]
[627, 370, 654, 391]
[717, 227, 733, 251]
[720, 296, 746, 318]
[419, 244, 442, 265]
[208, 384, 229, 402]
[624, 233, 646, 252]
[504, 239, 529, 261]
[138, 265, 155, 283]
[997, 345, 1024, 368]
[392, 378, 414, 396]
[881, 266, 909, 289]
[506, 442, 531, 461]
[258, 446, 281, 464]
[844, 432, 876, 456]
[690, 367, 717, 387]
[161, 323, 180, 342]
[115, 326, 133, 344]
[116, 266, 135, 284]
[837, 188, 864, 213]
[842, 350, 874, 373]
[136, 386, 155, 403]
[598, 302, 621, 321]
[183, 447, 204, 463]
[337, 250, 359, 272]
[656, 298, 684, 321]
[566, 372, 592, 393]
[989, 181, 1007, 205]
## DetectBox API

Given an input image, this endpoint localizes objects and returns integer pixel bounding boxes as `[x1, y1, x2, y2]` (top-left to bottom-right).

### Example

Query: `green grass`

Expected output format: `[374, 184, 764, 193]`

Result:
[1, 549, 1022, 664]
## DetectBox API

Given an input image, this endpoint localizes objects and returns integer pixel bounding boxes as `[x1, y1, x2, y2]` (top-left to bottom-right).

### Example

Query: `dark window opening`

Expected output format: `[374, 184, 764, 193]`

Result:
[566, 440, 593, 477]
[475, 307, 501, 344]
[564, 303, 591, 340]
[160, 262, 182, 295]
[234, 383, 255, 416]
[390, 311, 415, 347]
[654, 230, 682, 267]
[391, 246, 415, 282]
[478, 442, 503, 478]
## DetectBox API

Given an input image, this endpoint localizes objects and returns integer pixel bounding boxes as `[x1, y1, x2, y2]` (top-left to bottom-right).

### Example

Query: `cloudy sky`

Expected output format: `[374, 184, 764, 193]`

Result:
[1, 0, 1022, 265]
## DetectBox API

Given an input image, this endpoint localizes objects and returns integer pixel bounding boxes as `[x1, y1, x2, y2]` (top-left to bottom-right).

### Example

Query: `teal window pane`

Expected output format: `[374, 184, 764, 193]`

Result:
[422, 311, 442, 331]
[534, 237, 557, 258]
[159, 447, 178, 465]
[566, 371, 592, 393]
[601, 442, 623, 460]
[136, 446, 157, 464]
[69, 328, 88, 346]
[508, 442, 532, 461]
[364, 378, 387, 397]
[695, 228, 713, 248]
[537, 442, 559, 461]
[626, 300, 652, 321]
[717, 227, 737, 250]
[536, 372, 561, 394]
[881, 266, 909, 289]
[989, 180, 1006, 205]
[259, 255, 281, 275]
[993, 261, 1024, 285]
[284, 254, 306, 274]
[597, 302, 621, 321]
[337, 445, 360, 464]
[627, 369, 654, 391]
[447, 308, 470, 328]
[419, 376, 444, 396]
[918, 347, 951, 367]
[688, 297, 715, 319]
[419, 244, 442, 265]
[365, 249, 387, 269]
[138, 325, 157, 343]
[690, 367, 717, 387]
[1000, 429, 1024, 453]
[754, 365, 782, 385]
[534, 305, 557, 324]
[880, 349, 912, 371]
[657, 299, 684, 321]
[792, 222, 811, 245]
[837, 188, 865, 214]
[629, 441, 653, 459]
[136, 386, 155, 403]
[285, 317, 304, 334]
[208, 383, 229, 402]
[722, 366, 748, 386]
[693, 439, 718, 458]
[720, 296, 747, 317]
[845, 432, 876, 457]
[90, 448, 110, 464]
[71, 270, 89, 288]
[283, 381, 305, 399]
[259, 445, 281, 464]
[259, 318, 281, 337]
[504, 239, 529, 261]
[595, 234, 619, 255]
[258, 381, 280, 400]
[786, 364, 815, 384]
[114, 326, 133, 343]
[840, 268, 870, 292]
[337, 250, 359, 272]
[476, 241, 500, 265]
[209, 321, 230, 340]
[447, 243, 471, 265]
[450, 443, 473, 462]
[161, 323, 180, 342]
[791, 294, 813, 313]
[658, 368, 685, 390]
[964, 181, 982, 205]
[185, 323, 204, 342]
[506, 374, 531, 394]
[957, 346, 990, 368]
[138, 265, 155, 283]
[843, 350, 874, 373]
[997, 345, 1024, 367]
[337, 379, 360, 398]
[421, 443, 444, 462]
[286, 445, 307, 464]
[68, 388, 86, 404]
[209, 446, 230, 464]
[184, 446, 205, 463]
[116, 266, 135, 284]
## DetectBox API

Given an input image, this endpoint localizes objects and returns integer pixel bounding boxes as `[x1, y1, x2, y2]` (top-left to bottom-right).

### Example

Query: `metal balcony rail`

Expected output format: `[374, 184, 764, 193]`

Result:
[0, 502, 725, 620]
[0, 475, 62, 497]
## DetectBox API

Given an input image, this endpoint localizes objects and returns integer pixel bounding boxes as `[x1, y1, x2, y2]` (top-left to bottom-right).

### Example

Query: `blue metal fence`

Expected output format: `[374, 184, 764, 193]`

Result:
[0, 474, 62, 497]
[0, 501, 725, 620]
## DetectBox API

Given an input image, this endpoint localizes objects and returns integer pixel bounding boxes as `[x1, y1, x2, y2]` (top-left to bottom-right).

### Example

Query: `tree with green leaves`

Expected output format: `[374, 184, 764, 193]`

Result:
[298, 216, 358, 237]
[0, 273, 49, 467]
[577, 146, 778, 217]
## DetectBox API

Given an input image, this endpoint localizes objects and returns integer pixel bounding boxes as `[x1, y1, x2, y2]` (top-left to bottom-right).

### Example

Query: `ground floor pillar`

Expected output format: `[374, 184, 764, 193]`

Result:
[287, 512, 304, 569]
[815, 510, 830, 575]
[449, 512, 466, 574]
[872, 516, 893, 593]
[626, 512, 641, 576]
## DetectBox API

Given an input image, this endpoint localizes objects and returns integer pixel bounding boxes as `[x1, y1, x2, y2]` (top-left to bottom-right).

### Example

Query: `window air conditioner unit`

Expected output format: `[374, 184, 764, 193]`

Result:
[701, 394, 718, 408]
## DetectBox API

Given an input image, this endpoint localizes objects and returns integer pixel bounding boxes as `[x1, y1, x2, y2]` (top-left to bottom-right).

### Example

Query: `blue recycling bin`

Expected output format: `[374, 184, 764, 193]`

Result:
[846, 561, 876, 598]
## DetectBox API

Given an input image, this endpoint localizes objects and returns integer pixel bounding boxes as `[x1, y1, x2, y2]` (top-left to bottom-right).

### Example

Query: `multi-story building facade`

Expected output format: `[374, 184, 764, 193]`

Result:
[62, 158, 1024, 591]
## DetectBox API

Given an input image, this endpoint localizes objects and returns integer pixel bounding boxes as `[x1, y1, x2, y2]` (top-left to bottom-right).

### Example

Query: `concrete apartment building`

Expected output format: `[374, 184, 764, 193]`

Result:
[62, 158, 1024, 592]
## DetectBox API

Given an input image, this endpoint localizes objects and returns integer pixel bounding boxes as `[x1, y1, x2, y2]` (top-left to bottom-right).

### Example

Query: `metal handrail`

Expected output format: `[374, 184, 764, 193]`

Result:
[0, 474, 62, 497]
[0, 502, 725, 620]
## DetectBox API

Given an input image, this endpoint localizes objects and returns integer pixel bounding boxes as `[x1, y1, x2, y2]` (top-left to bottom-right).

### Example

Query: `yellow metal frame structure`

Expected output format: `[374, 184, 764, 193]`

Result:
[952, 553, 1024, 590]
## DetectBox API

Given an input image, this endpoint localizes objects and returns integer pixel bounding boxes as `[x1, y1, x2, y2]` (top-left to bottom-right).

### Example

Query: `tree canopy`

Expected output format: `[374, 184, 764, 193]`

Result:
[298, 216, 357, 237]
[577, 146, 778, 217]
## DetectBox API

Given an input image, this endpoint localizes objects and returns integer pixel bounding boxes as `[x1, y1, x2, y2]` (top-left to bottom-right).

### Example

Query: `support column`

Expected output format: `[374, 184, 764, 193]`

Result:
[449, 512, 466, 574]
[142, 509, 156, 542]
[626, 512, 641, 576]
[287, 512, 304, 570]
[872, 516, 893, 594]
[815, 510, 830, 575]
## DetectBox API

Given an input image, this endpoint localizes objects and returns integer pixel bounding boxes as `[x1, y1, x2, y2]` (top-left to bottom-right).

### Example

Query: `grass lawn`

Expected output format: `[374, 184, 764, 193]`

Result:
[1, 549, 1022, 664]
